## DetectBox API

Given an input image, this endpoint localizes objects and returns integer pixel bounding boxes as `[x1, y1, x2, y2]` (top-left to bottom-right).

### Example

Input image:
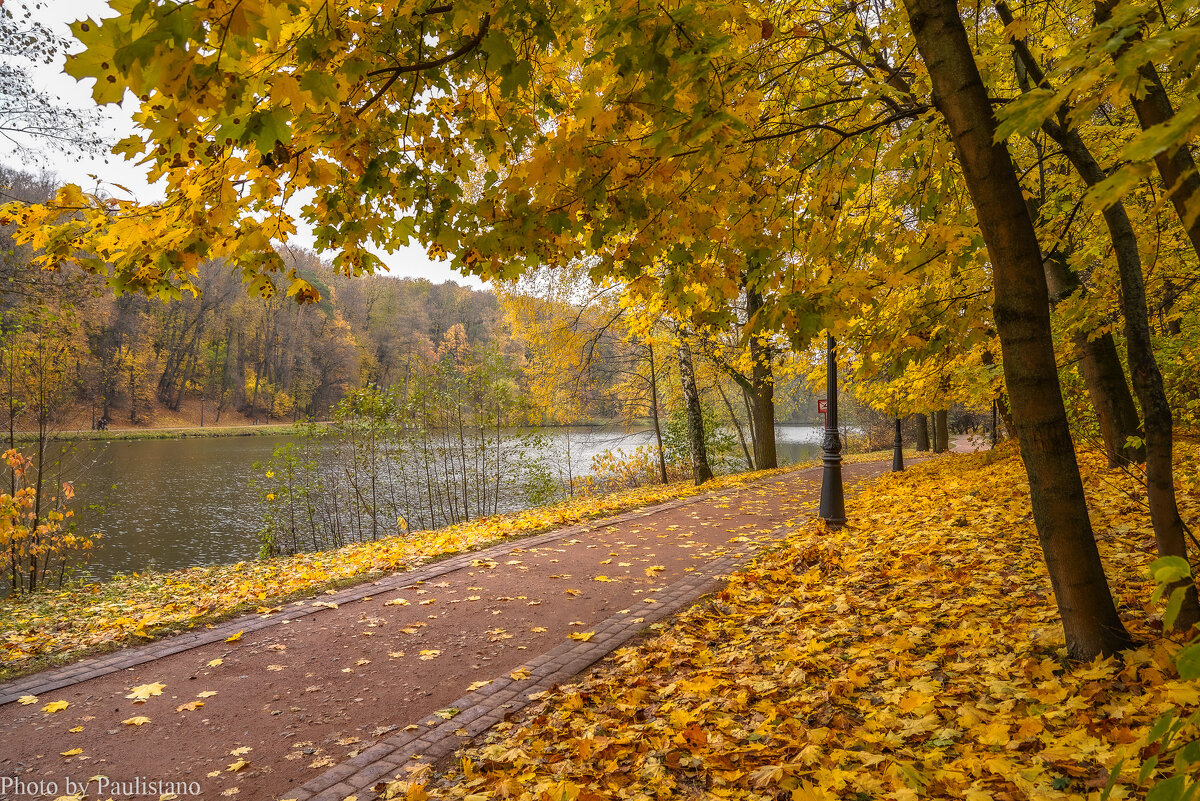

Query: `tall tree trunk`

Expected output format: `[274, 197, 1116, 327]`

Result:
[933, 409, 949, 453]
[232, 330, 247, 412]
[914, 413, 930, 452]
[677, 339, 713, 485]
[745, 288, 777, 470]
[1000, 13, 1200, 629]
[903, 0, 1133, 658]
[647, 343, 668, 484]
[1043, 248, 1142, 467]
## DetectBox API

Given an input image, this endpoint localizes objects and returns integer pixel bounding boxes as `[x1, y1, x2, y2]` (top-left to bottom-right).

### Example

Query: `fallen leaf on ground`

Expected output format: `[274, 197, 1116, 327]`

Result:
[125, 682, 166, 702]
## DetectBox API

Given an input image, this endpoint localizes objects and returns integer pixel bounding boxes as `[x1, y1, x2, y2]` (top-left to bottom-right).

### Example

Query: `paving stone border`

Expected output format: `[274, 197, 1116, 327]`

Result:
[285, 545, 762, 801]
[0, 466, 825, 706]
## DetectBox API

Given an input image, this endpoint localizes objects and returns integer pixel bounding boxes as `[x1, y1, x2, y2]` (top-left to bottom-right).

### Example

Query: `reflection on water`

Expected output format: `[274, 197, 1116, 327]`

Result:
[62, 425, 824, 581]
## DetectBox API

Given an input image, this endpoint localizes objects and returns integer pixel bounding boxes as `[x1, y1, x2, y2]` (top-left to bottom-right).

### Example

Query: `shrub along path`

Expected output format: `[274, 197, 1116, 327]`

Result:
[0, 458, 914, 801]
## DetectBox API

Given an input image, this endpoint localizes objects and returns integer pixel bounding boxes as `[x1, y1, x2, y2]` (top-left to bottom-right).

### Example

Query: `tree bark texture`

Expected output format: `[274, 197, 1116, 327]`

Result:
[933, 409, 949, 453]
[647, 343, 668, 484]
[745, 287, 778, 470]
[915, 413, 930, 451]
[677, 339, 714, 485]
[903, 0, 1133, 658]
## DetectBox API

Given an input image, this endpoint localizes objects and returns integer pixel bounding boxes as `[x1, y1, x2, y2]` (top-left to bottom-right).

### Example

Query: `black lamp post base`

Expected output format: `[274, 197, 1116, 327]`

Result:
[892, 417, 904, 472]
[818, 334, 846, 528]
[819, 427, 846, 527]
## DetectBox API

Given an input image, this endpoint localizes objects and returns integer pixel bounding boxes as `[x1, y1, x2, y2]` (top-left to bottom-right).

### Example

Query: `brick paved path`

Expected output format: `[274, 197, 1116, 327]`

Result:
[0, 458, 918, 801]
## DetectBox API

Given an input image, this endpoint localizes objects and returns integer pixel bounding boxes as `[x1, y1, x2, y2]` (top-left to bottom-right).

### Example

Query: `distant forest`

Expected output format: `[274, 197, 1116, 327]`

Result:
[3, 167, 826, 439]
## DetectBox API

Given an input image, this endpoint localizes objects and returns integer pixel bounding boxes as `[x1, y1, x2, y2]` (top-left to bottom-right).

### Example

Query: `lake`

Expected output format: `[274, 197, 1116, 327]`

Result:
[57, 425, 824, 581]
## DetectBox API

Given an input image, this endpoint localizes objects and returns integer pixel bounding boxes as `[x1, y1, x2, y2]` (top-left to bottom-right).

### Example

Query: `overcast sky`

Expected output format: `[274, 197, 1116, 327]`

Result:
[2, 0, 487, 289]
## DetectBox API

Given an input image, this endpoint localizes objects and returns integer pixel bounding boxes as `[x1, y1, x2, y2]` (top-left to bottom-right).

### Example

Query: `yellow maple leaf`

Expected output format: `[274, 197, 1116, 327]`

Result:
[225, 630, 243, 642]
[122, 716, 151, 726]
[176, 701, 204, 712]
[125, 682, 166, 702]
[42, 700, 69, 713]
[197, 691, 218, 698]
[568, 632, 595, 642]
[228, 758, 249, 772]
[207, 658, 224, 667]
[419, 649, 441, 660]
[17, 695, 37, 705]
[60, 748, 83, 756]
[510, 667, 531, 681]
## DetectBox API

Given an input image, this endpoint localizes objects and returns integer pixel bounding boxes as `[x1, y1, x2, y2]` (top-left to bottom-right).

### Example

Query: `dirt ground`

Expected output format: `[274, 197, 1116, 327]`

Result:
[0, 459, 919, 800]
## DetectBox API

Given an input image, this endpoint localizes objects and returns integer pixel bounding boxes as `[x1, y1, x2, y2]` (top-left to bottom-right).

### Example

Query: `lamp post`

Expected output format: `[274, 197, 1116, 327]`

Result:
[892, 417, 904, 471]
[819, 334, 846, 527]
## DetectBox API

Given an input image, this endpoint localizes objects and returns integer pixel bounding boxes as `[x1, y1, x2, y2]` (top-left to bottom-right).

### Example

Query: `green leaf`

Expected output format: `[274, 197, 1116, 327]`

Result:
[300, 71, 339, 106]
[1151, 556, 1192, 586]
[1148, 775, 1187, 801]
[1176, 644, 1200, 681]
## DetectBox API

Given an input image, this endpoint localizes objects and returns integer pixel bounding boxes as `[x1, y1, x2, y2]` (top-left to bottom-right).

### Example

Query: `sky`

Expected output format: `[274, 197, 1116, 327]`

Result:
[1, 0, 488, 289]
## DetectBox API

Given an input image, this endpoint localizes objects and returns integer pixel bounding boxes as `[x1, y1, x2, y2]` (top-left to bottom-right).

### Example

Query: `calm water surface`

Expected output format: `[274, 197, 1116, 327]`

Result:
[63, 425, 824, 581]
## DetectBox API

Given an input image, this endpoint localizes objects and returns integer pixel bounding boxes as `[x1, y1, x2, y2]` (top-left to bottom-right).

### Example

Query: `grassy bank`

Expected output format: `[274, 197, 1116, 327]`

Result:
[10, 421, 319, 443]
[385, 444, 1200, 801]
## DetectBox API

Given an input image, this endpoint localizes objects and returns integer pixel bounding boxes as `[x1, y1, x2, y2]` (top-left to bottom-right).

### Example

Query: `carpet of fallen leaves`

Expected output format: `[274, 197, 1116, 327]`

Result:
[388, 444, 1200, 801]
[0, 460, 841, 677]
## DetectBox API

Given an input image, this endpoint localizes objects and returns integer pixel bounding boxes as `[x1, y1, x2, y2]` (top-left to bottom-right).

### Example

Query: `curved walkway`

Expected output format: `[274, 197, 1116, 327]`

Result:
[0, 458, 923, 801]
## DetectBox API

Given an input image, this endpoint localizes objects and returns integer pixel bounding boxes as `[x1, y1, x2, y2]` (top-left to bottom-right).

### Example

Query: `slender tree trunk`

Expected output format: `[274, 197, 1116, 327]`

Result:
[903, 0, 1133, 658]
[914, 413, 930, 452]
[647, 343, 668, 484]
[1052, 116, 1200, 629]
[1044, 247, 1142, 467]
[717, 381, 754, 469]
[745, 288, 777, 470]
[741, 387, 758, 466]
[998, 11, 1200, 629]
[996, 3, 1144, 468]
[677, 339, 713, 485]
